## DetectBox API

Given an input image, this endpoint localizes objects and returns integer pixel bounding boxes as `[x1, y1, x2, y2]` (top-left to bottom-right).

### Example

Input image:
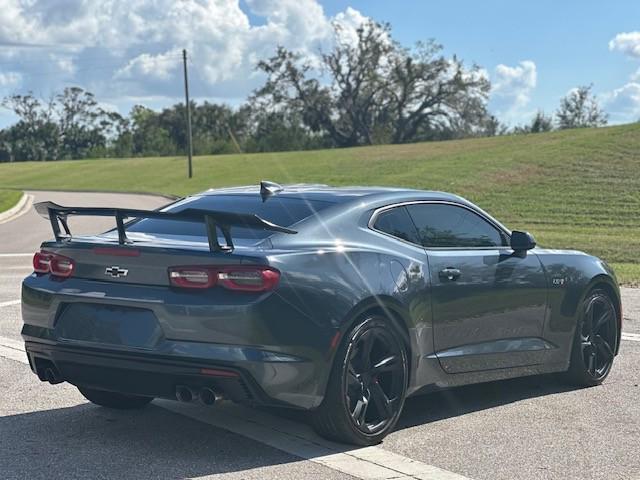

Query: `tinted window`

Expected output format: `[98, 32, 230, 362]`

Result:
[373, 207, 420, 244]
[127, 195, 334, 240]
[406, 203, 505, 248]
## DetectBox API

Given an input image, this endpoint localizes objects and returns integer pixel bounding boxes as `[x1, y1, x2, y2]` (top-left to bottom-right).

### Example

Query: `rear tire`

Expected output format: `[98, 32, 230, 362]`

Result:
[566, 289, 618, 387]
[78, 387, 153, 410]
[311, 316, 408, 446]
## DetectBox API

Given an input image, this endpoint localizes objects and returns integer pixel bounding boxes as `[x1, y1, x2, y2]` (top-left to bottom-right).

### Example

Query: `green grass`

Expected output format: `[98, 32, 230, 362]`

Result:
[0, 190, 22, 214]
[0, 124, 639, 284]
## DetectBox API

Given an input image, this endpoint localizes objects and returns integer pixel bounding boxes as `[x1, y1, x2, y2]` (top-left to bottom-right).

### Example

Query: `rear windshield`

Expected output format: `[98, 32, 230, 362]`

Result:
[126, 194, 334, 241]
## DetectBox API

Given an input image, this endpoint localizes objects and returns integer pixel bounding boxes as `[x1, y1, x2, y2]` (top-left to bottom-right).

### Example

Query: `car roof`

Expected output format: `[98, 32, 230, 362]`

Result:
[198, 183, 463, 204]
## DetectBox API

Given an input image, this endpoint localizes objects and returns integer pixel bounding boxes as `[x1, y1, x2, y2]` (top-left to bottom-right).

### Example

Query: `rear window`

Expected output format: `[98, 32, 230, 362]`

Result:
[126, 194, 334, 240]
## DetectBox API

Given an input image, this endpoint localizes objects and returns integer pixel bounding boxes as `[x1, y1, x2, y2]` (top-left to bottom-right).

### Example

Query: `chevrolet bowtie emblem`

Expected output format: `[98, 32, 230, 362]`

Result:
[105, 266, 129, 278]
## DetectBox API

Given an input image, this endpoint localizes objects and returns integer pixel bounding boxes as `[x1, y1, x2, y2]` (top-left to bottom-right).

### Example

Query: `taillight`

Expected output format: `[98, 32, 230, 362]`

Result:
[218, 267, 280, 292]
[33, 251, 52, 273]
[50, 254, 75, 277]
[32, 251, 75, 278]
[168, 266, 280, 292]
[169, 268, 217, 289]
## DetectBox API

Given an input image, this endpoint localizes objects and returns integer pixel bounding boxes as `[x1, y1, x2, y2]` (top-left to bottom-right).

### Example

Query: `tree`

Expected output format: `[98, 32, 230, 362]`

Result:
[1, 88, 123, 161]
[254, 20, 492, 147]
[556, 85, 608, 129]
[386, 46, 491, 143]
[129, 105, 177, 156]
[529, 110, 554, 133]
[55, 87, 110, 159]
[512, 111, 554, 135]
[1, 93, 59, 161]
[244, 106, 327, 152]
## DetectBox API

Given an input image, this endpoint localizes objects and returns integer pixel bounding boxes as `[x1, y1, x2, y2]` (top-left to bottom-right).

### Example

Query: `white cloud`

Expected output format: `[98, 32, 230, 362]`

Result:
[115, 49, 182, 81]
[332, 7, 370, 46]
[609, 31, 640, 59]
[0, 0, 368, 124]
[0, 71, 21, 88]
[489, 60, 537, 124]
[492, 60, 537, 108]
[602, 82, 640, 124]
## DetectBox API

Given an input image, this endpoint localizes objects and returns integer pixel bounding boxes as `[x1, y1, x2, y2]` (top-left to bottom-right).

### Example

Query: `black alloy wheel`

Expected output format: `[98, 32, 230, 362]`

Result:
[345, 325, 406, 434]
[312, 316, 408, 445]
[568, 289, 618, 386]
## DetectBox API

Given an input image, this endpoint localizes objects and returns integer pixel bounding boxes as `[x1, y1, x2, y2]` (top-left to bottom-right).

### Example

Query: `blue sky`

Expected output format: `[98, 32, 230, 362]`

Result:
[322, 1, 640, 124]
[0, 0, 639, 128]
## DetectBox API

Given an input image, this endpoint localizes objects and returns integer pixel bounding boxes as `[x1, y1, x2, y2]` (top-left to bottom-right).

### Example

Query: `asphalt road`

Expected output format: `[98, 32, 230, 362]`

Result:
[1, 191, 639, 480]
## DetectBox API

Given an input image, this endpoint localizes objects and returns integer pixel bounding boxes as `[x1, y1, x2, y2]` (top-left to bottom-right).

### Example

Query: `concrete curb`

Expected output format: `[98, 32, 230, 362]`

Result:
[0, 193, 33, 225]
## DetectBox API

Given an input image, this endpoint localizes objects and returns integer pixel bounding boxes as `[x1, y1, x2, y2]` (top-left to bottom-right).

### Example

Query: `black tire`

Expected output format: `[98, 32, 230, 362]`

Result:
[566, 289, 618, 386]
[78, 387, 153, 410]
[311, 316, 408, 446]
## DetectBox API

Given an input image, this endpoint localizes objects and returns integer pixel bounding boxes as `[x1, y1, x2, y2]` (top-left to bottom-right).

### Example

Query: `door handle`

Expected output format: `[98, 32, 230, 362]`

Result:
[439, 267, 461, 281]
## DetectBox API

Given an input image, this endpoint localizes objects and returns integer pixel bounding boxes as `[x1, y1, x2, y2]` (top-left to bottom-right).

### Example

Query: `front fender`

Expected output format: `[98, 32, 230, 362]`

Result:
[536, 249, 621, 362]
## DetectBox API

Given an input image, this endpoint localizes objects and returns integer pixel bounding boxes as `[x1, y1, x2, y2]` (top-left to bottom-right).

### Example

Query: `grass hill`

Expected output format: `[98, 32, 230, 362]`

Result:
[0, 190, 22, 214]
[0, 123, 638, 284]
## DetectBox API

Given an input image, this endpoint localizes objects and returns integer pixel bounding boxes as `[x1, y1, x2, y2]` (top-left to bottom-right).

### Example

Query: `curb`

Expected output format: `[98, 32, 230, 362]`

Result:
[0, 193, 33, 225]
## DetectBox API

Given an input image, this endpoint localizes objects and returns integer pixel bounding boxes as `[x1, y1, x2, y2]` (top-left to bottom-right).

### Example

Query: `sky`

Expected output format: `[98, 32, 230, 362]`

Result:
[0, 0, 639, 128]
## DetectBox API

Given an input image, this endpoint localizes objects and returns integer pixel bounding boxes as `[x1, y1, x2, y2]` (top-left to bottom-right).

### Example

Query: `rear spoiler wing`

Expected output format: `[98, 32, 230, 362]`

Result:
[34, 201, 297, 252]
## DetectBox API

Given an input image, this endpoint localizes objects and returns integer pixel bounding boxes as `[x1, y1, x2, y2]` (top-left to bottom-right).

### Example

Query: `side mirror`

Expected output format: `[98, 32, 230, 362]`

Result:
[510, 230, 536, 251]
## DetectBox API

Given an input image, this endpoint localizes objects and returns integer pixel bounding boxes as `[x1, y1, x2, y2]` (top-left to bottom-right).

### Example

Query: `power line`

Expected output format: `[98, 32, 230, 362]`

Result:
[0, 54, 184, 79]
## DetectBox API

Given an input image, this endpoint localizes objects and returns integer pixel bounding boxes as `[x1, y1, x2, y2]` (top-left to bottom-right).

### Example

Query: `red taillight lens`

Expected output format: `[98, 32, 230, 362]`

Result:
[50, 254, 75, 277]
[33, 251, 75, 278]
[33, 251, 52, 273]
[169, 268, 217, 289]
[168, 266, 280, 292]
[218, 267, 280, 292]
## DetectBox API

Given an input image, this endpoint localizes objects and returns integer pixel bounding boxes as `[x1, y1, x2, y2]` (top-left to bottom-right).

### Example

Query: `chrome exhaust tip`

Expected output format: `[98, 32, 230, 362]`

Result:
[199, 387, 222, 406]
[175, 385, 195, 402]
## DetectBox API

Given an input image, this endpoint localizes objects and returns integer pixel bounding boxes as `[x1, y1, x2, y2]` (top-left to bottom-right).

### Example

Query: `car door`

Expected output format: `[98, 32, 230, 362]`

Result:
[405, 202, 548, 373]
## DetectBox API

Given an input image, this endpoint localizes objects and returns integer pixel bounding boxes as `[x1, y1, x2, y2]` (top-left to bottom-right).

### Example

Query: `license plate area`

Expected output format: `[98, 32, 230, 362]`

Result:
[55, 303, 163, 349]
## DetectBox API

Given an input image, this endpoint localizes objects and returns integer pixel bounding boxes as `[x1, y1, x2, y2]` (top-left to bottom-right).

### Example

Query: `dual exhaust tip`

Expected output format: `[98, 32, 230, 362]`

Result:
[175, 385, 222, 406]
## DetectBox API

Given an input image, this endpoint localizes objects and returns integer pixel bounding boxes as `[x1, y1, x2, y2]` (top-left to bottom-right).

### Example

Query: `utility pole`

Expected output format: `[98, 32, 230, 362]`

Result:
[182, 49, 193, 178]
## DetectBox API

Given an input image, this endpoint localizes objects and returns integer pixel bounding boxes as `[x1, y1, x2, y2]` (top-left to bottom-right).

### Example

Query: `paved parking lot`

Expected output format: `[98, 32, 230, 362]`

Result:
[1, 191, 639, 480]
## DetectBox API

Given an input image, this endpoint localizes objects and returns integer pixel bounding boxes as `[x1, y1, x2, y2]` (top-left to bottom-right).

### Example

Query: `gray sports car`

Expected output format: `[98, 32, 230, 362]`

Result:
[21, 182, 621, 445]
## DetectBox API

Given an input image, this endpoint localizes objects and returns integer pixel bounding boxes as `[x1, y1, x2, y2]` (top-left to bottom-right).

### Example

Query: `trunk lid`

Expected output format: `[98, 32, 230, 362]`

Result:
[41, 234, 269, 287]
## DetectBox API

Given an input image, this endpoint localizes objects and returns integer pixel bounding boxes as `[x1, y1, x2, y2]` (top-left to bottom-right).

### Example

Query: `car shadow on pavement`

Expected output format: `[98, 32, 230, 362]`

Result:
[396, 372, 578, 430]
[0, 373, 582, 480]
[0, 402, 313, 480]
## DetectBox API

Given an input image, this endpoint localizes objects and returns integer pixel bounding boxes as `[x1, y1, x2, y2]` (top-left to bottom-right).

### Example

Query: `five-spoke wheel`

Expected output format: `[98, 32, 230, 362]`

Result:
[568, 289, 618, 386]
[345, 325, 406, 435]
[312, 316, 408, 445]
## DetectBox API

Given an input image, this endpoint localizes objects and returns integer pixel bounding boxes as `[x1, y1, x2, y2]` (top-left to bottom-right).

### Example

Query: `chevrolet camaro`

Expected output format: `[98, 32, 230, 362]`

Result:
[21, 182, 621, 445]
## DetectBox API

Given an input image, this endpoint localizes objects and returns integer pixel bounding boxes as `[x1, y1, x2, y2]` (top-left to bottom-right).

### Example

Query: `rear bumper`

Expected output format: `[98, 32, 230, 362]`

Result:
[23, 335, 323, 409]
[21, 273, 337, 410]
[24, 339, 257, 403]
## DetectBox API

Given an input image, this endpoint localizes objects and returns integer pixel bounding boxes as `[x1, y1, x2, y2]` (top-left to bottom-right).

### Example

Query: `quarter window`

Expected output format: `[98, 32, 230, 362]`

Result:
[372, 206, 420, 244]
[406, 203, 505, 248]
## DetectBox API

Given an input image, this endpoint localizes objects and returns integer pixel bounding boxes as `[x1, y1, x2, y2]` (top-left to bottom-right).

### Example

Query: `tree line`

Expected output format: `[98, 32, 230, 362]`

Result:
[0, 21, 609, 162]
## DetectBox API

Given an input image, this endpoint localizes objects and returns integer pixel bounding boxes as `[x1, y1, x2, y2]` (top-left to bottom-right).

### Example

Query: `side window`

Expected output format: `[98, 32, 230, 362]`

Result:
[373, 206, 420, 244]
[406, 204, 505, 248]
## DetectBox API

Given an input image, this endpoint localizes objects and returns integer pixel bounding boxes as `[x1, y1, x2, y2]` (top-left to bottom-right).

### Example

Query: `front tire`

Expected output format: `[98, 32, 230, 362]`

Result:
[566, 289, 618, 386]
[78, 387, 153, 410]
[312, 316, 408, 445]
